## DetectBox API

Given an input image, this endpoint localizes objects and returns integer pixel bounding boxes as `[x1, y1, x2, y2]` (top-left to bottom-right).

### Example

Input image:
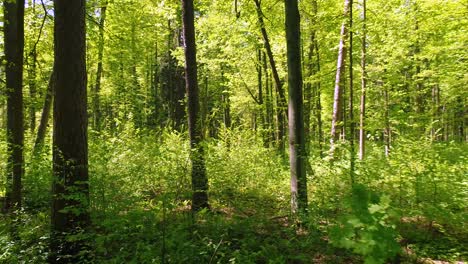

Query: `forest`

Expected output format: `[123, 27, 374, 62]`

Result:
[0, 0, 466, 263]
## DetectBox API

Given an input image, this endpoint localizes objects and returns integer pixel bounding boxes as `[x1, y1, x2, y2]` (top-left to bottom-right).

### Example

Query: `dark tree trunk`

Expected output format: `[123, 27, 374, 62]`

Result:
[92, 1, 108, 131]
[33, 70, 54, 154]
[285, 0, 308, 214]
[182, 0, 209, 212]
[50, 0, 90, 262]
[330, 0, 350, 154]
[253, 0, 286, 153]
[3, 0, 25, 212]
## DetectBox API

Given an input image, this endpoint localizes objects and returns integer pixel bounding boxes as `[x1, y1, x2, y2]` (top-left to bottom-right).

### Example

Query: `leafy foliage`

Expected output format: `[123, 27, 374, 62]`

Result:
[331, 184, 400, 264]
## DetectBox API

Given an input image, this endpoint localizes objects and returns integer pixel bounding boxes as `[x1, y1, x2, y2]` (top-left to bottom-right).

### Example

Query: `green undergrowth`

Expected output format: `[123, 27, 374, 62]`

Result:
[0, 128, 466, 263]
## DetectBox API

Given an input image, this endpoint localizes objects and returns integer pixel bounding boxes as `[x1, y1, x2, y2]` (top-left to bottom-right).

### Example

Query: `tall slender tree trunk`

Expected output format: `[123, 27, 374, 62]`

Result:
[149, 40, 161, 128]
[221, 70, 231, 129]
[330, 0, 350, 155]
[359, 0, 367, 160]
[253, 0, 286, 153]
[348, 0, 355, 183]
[314, 39, 323, 158]
[28, 49, 37, 132]
[33, 70, 54, 154]
[384, 85, 391, 157]
[50, 1, 90, 262]
[93, 1, 108, 131]
[285, 0, 308, 214]
[3, 0, 25, 212]
[310, 0, 324, 157]
[182, 0, 209, 212]
[257, 49, 268, 147]
[263, 51, 275, 146]
[305, 0, 323, 158]
[431, 84, 440, 141]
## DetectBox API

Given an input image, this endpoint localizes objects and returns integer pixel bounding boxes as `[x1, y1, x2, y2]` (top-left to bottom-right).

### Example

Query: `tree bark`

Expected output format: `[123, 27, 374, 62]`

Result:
[182, 0, 209, 212]
[3, 0, 25, 212]
[285, 0, 308, 214]
[50, 0, 90, 262]
[330, 0, 350, 154]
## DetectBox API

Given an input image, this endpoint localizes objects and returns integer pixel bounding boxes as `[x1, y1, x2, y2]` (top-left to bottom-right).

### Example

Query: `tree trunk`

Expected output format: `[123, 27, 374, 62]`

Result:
[314, 38, 324, 158]
[28, 49, 37, 132]
[348, 0, 355, 183]
[182, 0, 209, 212]
[221, 70, 231, 129]
[33, 70, 54, 154]
[330, 0, 350, 155]
[92, 1, 108, 131]
[358, 0, 367, 160]
[257, 49, 268, 147]
[431, 84, 440, 141]
[285, 0, 308, 214]
[3, 0, 25, 212]
[253, 0, 286, 153]
[148, 40, 161, 128]
[50, 1, 90, 262]
[384, 86, 391, 157]
[263, 51, 275, 147]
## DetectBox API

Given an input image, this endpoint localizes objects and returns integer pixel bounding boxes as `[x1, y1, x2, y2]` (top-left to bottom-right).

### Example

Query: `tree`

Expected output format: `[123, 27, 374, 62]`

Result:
[358, 0, 366, 160]
[3, 0, 25, 212]
[50, 0, 90, 262]
[253, 0, 287, 153]
[182, 0, 209, 212]
[285, 0, 308, 214]
[92, 0, 108, 131]
[33, 70, 54, 155]
[330, 0, 350, 154]
[304, 0, 323, 158]
[348, 0, 355, 181]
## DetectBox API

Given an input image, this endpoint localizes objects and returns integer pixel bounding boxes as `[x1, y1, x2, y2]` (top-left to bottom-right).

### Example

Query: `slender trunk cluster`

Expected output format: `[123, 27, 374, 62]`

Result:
[253, 0, 287, 153]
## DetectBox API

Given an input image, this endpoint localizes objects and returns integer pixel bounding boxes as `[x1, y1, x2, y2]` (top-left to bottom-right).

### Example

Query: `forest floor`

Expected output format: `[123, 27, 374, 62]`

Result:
[0, 130, 467, 263]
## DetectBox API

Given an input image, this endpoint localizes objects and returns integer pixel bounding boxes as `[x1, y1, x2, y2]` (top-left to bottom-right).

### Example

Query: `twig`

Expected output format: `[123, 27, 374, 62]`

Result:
[209, 237, 224, 264]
